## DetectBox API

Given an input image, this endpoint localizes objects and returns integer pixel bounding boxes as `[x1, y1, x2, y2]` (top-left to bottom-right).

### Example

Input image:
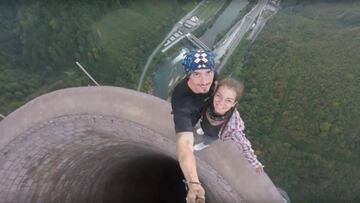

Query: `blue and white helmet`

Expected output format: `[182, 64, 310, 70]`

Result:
[182, 50, 215, 75]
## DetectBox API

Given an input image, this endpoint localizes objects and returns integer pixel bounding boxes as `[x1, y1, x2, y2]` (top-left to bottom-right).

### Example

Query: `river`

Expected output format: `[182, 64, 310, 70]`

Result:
[153, 48, 189, 99]
[200, 0, 249, 47]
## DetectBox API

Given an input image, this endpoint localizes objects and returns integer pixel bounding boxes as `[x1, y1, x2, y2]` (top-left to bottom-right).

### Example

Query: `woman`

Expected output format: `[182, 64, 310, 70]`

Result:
[194, 78, 264, 174]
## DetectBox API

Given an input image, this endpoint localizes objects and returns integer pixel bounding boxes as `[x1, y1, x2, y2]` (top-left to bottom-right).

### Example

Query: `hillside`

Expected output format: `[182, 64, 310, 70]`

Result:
[0, 0, 196, 114]
[222, 1, 360, 202]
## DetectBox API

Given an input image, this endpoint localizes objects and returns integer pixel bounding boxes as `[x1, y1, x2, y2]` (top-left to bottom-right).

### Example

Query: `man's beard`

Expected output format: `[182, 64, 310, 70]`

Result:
[198, 84, 210, 92]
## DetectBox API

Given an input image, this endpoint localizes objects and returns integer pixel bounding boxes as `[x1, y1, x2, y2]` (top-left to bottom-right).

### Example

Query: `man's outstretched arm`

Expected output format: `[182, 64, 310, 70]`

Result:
[176, 132, 205, 203]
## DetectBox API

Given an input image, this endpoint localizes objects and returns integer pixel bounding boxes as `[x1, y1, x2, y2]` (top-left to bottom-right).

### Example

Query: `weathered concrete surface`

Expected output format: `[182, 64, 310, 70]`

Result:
[0, 86, 284, 202]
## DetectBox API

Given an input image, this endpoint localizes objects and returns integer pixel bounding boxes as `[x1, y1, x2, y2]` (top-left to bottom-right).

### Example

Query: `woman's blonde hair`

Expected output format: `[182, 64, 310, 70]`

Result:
[216, 78, 244, 101]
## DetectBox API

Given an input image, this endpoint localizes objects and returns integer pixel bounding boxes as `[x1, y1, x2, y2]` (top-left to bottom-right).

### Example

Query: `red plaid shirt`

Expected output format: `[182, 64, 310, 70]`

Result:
[219, 109, 263, 169]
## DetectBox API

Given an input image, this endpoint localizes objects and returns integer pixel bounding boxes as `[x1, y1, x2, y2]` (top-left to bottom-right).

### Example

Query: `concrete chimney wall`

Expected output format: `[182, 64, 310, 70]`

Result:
[0, 86, 283, 203]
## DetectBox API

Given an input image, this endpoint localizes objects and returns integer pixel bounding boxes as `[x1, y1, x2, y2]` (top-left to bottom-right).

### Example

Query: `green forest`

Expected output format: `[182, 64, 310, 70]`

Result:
[222, 1, 360, 202]
[0, 0, 197, 114]
[1, 0, 360, 202]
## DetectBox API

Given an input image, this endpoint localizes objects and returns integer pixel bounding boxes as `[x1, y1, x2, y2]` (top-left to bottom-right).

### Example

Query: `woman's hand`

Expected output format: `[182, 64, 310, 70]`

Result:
[255, 165, 264, 174]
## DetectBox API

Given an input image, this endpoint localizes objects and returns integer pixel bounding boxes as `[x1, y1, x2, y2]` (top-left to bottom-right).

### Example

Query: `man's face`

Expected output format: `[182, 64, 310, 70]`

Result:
[187, 69, 214, 94]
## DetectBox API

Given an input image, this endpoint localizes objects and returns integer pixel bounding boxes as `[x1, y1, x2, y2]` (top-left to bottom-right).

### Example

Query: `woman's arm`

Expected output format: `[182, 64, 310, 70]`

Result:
[231, 130, 264, 173]
[222, 110, 264, 173]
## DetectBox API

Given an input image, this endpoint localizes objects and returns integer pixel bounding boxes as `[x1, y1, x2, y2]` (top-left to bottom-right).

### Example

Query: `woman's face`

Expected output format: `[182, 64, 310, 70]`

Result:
[213, 85, 237, 115]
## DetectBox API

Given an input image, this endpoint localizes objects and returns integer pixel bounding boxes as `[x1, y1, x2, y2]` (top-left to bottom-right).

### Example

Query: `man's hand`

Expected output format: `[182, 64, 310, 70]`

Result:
[186, 184, 205, 203]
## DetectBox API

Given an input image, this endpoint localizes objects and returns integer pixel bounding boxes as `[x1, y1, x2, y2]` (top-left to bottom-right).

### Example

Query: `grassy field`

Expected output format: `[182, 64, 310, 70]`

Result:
[196, 0, 227, 22]
[222, 1, 360, 202]
[94, 1, 187, 57]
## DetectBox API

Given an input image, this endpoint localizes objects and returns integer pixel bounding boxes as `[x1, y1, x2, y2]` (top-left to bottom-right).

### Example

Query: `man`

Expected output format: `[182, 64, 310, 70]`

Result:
[171, 49, 217, 203]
